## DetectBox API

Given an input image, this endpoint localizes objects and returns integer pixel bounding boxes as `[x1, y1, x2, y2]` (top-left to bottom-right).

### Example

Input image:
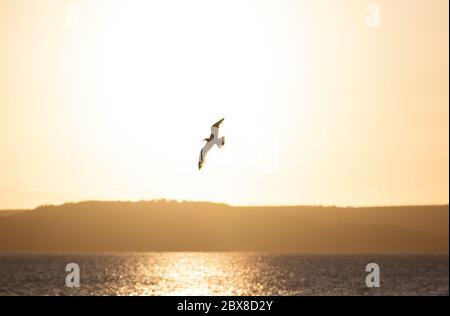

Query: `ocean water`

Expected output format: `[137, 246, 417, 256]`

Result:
[0, 253, 447, 296]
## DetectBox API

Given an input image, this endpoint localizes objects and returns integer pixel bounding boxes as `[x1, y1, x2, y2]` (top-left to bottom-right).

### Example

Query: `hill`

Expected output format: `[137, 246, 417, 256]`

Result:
[0, 200, 447, 253]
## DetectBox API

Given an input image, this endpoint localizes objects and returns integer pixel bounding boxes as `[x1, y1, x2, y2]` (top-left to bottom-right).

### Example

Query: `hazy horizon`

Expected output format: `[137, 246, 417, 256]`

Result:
[1, 198, 450, 212]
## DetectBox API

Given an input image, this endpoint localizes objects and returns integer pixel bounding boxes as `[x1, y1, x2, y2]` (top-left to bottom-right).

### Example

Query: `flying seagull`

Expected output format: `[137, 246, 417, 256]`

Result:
[198, 118, 225, 170]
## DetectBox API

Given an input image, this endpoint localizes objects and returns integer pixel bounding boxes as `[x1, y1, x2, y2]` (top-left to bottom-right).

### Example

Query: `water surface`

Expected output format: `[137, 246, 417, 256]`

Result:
[0, 253, 447, 295]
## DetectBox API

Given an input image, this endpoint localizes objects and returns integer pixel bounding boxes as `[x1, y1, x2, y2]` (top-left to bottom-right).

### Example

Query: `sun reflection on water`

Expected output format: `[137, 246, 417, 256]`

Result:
[136, 253, 257, 296]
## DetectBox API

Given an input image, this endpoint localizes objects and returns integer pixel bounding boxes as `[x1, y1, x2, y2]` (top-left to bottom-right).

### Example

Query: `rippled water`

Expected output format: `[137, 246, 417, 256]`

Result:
[0, 253, 447, 295]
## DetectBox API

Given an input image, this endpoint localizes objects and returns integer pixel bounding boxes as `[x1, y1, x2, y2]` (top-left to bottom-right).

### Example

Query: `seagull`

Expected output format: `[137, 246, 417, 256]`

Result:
[198, 118, 225, 170]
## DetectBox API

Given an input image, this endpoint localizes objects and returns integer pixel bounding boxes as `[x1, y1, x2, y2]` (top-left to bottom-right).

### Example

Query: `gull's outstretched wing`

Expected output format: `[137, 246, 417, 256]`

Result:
[211, 118, 225, 139]
[198, 140, 215, 170]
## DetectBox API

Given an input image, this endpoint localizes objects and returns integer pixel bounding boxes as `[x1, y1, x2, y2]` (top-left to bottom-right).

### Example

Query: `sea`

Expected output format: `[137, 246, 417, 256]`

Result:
[0, 253, 447, 296]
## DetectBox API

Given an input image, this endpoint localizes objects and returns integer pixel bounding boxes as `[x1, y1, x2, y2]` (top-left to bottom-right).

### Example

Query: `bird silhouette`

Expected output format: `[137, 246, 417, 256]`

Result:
[198, 118, 225, 170]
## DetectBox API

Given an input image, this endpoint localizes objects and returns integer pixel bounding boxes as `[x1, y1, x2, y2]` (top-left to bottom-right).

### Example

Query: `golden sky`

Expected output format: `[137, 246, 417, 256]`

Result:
[0, 0, 448, 209]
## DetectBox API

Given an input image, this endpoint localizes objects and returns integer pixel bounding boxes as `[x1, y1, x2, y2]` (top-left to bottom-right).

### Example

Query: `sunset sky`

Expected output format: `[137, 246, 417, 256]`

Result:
[0, 0, 448, 209]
